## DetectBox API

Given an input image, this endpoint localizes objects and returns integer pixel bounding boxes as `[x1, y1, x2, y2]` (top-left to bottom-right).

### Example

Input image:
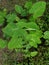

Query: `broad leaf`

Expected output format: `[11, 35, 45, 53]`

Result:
[15, 5, 23, 14]
[16, 20, 39, 30]
[8, 37, 23, 49]
[29, 1, 46, 18]
[2, 22, 17, 37]
[27, 22, 39, 30]
[8, 29, 27, 49]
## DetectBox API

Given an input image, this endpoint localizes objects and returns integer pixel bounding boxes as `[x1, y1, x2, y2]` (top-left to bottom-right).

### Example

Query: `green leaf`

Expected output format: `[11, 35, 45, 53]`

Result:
[30, 30, 43, 38]
[25, 1, 32, 9]
[14, 29, 28, 38]
[16, 20, 39, 30]
[31, 51, 38, 57]
[27, 22, 39, 30]
[29, 36, 41, 48]
[16, 21, 27, 29]
[44, 31, 49, 40]
[8, 29, 27, 49]
[6, 13, 16, 22]
[26, 30, 42, 48]
[29, 1, 46, 18]
[2, 22, 17, 37]
[15, 5, 23, 14]
[15, 5, 27, 16]
[0, 39, 7, 48]
[8, 37, 23, 49]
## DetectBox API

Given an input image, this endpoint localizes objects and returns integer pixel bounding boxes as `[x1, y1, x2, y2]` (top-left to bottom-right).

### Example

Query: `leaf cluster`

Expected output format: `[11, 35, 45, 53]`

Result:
[0, 1, 46, 57]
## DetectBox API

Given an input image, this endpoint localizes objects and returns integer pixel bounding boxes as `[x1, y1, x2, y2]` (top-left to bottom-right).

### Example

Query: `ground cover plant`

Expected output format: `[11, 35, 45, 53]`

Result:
[0, 1, 49, 65]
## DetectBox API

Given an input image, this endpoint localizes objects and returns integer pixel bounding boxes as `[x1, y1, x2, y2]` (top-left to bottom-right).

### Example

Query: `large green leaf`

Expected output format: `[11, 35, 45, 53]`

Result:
[26, 22, 39, 30]
[16, 20, 39, 30]
[8, 37, 23, 49]
[16, 21, 27, 29]
[13, 29, 28, 38]
[29, 1, 46, 18]
[2, 22, 17, 37]
[0, 39, 7, 48]
[30, 30, 43, 38]
[8, 29, 28, 49]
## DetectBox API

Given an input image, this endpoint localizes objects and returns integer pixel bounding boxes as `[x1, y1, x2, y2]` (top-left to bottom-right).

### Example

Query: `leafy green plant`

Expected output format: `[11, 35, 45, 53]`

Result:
[0, 1, 46, 58]
[29, 1, 46, 19]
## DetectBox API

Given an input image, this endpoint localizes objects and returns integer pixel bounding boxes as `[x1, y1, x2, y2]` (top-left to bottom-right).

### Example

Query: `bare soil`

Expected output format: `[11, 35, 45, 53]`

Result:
[0, 0, 28, 11]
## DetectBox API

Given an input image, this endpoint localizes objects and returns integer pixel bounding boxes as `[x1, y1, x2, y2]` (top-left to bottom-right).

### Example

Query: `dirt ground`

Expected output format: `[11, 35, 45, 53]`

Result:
[0, 0, 28, 11]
